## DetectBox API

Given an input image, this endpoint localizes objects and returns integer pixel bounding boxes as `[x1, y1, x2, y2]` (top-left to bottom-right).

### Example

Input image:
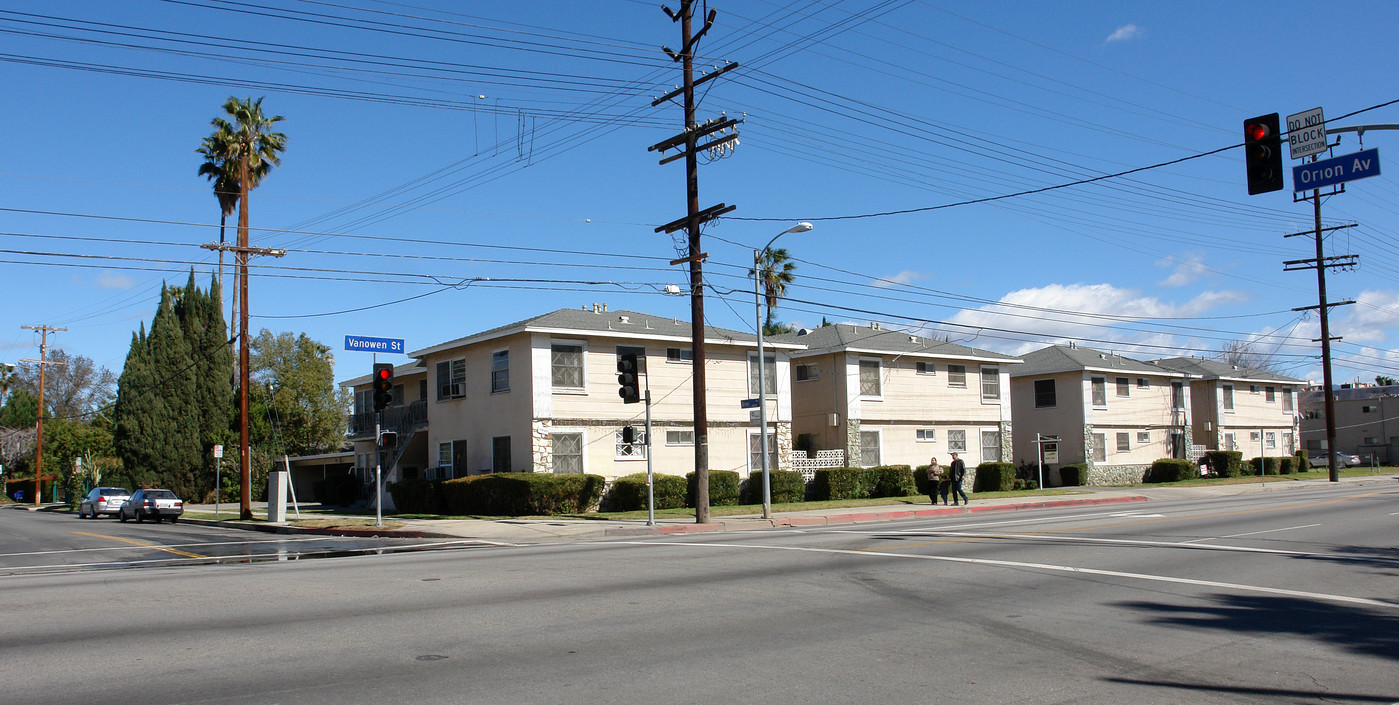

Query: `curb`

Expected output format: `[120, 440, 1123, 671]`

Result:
[177, 516, 449, 539]
[604, 494, 1149, 537]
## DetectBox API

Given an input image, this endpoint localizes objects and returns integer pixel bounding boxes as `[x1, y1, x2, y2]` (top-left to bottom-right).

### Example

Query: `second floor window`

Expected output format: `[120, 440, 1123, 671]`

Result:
[981, 366, 1000, 401]
[1091, 377, 1107, 407]
[1116, 377, 1130, 397]
[491, 350, 510, 393]
[947, 364, 967, 388]
[858, 359, 881, 397]
[1034, 379, 1056, 408]
[551, 344, 583, 389]
[437, 358, 465, 400]
[1222, 384, 1234, 411]
[749, 352, 777, 396]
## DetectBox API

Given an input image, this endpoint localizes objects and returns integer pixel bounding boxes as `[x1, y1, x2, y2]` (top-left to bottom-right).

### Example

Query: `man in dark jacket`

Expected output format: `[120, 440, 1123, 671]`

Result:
[948, 452, 969, 505]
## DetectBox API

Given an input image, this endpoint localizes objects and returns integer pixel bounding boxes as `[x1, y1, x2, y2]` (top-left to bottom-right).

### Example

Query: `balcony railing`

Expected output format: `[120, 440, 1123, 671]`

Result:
[348, 399, 428, 438]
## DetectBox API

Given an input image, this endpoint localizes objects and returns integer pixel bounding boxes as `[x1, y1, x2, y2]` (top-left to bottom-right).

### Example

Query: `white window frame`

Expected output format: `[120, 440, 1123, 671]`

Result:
[1116, 432, 1131, 453]
[947, 429, 967, 453]
[550, 340, 586, 393]
[665, 347, 692, 364]
[550, 431, 585, 475]
[1222, 384, 1234, 412]
[980, 366, 1001, 402]
[1265, 386, 1276, 403]
[916, 361, 936, 376]
[1137, 431, 1151, 444]
[1092, 433, 1106, 463]
[857, 357, 883, 399]
[1116, 377, 1130, 397]
[490, 349, 510, 394]
[981, 429, 1002, 462]
[1282, 387, 1294, 412]
[1091, 377, 1107, 407]
[1136, 378, 1150, 389]
[1224, 432, 1236, 451]
[616, 428, 647, 460]
[1171, 381, 1185, 410]
[436, 358, 466, 400]
[947, 364, 967, 388]
[857, 429, 882, 468]
[795, 363, 818, 382]
[665, 429, 695, 446]
[1265, 431, 1277, 449]
[748, 430, 779, 471]
[437, 442, 453, 474]
[915, 428, 936, 443]
[748, 351, 778, 397]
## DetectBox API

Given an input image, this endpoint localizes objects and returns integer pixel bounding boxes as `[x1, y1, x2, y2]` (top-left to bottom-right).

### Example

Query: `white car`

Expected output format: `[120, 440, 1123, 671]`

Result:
[1308, 452, 1361, 468]
[117, 489, 185, 524]
[78, 487, 131, 519]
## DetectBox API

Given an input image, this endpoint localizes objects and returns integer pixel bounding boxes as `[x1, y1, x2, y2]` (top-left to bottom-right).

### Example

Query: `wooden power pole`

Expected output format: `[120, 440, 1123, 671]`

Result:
[20, 324, 66, 506]
[651, 2, 740, 524]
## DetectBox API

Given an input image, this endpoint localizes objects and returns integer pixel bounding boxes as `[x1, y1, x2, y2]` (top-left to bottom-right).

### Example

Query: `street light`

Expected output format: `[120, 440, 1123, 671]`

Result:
[755, 221, 813, 520]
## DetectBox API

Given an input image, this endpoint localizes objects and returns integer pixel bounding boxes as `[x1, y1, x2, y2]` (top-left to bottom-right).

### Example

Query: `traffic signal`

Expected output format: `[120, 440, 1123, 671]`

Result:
[372, 363, 394, 412]
[621, 426, 636, 444]
[378, 430, 398, 449]
[617, 353, 640, 404]
[1244, 113, 1284, 195]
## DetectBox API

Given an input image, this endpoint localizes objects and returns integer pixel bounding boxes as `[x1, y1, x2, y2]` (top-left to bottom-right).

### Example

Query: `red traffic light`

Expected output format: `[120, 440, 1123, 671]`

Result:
[377, 368, 392, 380]
[1245, 122, 1270, 142]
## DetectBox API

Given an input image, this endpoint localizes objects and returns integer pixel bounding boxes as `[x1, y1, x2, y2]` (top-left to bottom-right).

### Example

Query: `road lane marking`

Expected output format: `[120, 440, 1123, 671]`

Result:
[1218, 523, 1321, 539]
[618, 540, 1396, 610]
[0, 535, 330, 560]
[70, 531, 208, 559]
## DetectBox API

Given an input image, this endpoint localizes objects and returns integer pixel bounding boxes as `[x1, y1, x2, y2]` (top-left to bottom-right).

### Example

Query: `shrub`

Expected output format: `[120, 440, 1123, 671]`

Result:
[973, 462, 1016, 492]
[1147, 458, 1195, 483]
[313, 473, 360, 506]
[440, 473, 605, 516]
[743, 470, 807, 505]
[1060, 464, 1086, 487]
[1248, 457, 1283, 475]
[608, 473, 688, 512]
[812, 467, 870, 500]
[1278, 456, 1297, 474]
[868, 465, 916, 497]
[1203, 450, 1245, 477]
[685, 470, 741, 507]
[387, 479, 446, 514]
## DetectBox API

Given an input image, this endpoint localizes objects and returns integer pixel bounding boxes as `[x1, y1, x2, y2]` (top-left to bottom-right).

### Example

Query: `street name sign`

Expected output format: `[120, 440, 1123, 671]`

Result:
[1286, 107, 1327, 160]
[1292, 149, 1380, 192]
[344, 335, 405, 354]
[740, 398, 760, 409]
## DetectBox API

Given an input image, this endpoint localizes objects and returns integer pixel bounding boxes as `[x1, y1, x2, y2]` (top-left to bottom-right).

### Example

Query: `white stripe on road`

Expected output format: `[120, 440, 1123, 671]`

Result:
[1218, 523, 1321, 539]
[616, 540, 1395, 609]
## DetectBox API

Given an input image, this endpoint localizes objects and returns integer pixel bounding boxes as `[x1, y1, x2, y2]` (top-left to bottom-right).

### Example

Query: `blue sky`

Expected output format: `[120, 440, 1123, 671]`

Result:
[3, 0, 1398, 391]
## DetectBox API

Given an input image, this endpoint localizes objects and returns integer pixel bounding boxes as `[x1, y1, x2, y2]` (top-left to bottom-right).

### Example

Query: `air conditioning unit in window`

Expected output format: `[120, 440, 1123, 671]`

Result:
[449, 383, 464, 397]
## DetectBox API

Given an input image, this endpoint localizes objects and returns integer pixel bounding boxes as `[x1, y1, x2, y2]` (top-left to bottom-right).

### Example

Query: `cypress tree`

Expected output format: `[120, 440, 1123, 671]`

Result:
[148, 285, 201, 497]
[114, 324, 159, 488]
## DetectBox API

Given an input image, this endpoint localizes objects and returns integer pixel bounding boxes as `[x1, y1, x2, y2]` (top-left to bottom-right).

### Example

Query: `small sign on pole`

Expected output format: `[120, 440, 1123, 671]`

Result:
[1292, 149, 1381, 192]
[1286, 107, 1327, 160]
[344, 335, 405, 354]
[740, 398, 760, 409]
[213, 444, 223, 459]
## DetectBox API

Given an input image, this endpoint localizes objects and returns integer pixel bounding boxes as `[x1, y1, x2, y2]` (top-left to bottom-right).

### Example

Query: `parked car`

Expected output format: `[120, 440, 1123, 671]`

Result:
[1308, 451, 1361, 468]
[79, 487, 130, 519]
[117, 489, 184, 523]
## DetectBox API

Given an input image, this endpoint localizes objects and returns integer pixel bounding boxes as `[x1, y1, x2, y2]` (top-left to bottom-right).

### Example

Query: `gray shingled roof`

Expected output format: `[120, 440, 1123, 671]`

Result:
[767, 323, 1020, 362]
[1010, 345, 1182, 377]
[408, 306, 798, 359]
[1149, 356, 1305, 384]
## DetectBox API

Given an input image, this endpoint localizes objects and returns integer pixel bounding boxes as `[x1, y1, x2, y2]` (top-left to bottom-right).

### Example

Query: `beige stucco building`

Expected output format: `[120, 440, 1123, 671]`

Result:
[1150, 357, 1302, 458]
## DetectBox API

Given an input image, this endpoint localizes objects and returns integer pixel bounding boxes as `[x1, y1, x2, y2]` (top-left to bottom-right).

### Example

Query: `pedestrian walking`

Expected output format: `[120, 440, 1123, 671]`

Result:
[926, 457, 946, 505]
[949, 452, 969, 505]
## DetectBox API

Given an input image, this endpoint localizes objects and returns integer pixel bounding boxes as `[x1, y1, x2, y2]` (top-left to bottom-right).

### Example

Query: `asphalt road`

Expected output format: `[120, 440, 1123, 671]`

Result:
[2, 484, 1395, 705]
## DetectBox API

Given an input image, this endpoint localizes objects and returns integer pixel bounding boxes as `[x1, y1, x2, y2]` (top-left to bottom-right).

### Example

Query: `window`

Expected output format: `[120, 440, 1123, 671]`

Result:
[1116, 377, 1130, 397]
[1265, 386, 1276, 402]
[490, 350, 509, 393]
[491, 436, 511, 472]
[858, 430, 881, 467]
[1137, 378, 1150, 389]
[552, 433, 583, 474]
[947, 429, 967, 453]
[1362, 405, 1376, 414]
[437, 442, 453, 473]
[1250, 384, 1260, 394]
[750, 431, 779, 470]
[796, 363, 818, 382]
[1283, 433, 1294, 453]
[916, 361, 936, 375]
[1224, 432, 1236, 451]
[616, 429, 646, 460]
[551, 343, 583, 389]
[355, 389, 372, 414]
[436, 358, 466, 400]
[1265, 432, 1276, 449]
[1034, 379, 1056, 408]
[1282, 387, 1293, 412]
[1137, 431, 1151, 444]
[438, 440, 467, 479]
[981, 430, 1002, 462]
[1117, 432, 1130, 452]
[916, 428, 936, 443]
[418, 378, 428, 401]
[1250, 431, 1261, 442]
[1091, 377, 1107, 407]
[981, 366, 1001, 401]
[947, 364, 967, 388]
[1303, 410, 1321, 420]
[1363, 436, 1378, 445]
[749, 352, 777, 396]
[665, 429, 695, 446]
[1222, 384, 1234, 411]
[1171, 381, 1185, 410]
[665, 347, 692, 363]
[858, 359, 881, 397]
[1092, 433, 1106, 462]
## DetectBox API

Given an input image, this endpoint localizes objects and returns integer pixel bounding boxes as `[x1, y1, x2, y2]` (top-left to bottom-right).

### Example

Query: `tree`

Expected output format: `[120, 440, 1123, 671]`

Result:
[196, 125, 241, 296]
[10, 350, 116, 421]
[1213, 339, 1285, 374]
[0, 389, 39, 429]
[1377, 375, 1396, 386]
[249, 330, 350, 456]
[751, 246, 798, 336]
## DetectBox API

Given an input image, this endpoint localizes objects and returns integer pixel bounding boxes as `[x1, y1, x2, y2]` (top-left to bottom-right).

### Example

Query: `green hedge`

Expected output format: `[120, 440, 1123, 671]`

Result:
[742, 470, 808, 504]
[869, 465, 916, 498]
[441, 473, 605, 516]
[685, 470, 741, 507]
[1203, 450, 1245, 477]
[1060, 463, 1085, 487]
[313, 474, 360, 506]
[812, 466, 916, 500]
[387, 479, 447, 514]
[973, 462, 1016, 492]
[1248, 457, 1283, 475]
[1278, 456, 1298, 474]
[609, 473, 688, 512]
[913, 465, 935, 495]
[1146, 458, 1196, 483]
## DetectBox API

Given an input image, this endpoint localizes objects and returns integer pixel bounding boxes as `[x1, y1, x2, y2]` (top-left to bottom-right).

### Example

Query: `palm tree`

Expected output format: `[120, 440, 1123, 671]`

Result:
[195, 126, 240, 296]
[210, 96, 286, 521]
[751, 247, 797, 336]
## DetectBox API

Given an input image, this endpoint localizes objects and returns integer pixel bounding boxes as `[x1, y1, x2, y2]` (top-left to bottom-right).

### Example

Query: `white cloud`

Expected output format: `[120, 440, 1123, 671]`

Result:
[96, 273, 137, 291]
[1156, 253, 1207, 288]
[1333, 289, 1399, 344]
[946, 282, 1245, 357]
[1106, 24, 1142, 43]
[872, 270, 925, 288]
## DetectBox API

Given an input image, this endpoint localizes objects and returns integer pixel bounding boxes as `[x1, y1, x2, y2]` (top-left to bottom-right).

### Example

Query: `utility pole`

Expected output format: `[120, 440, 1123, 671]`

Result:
[20, 325, 66, 507]
[651, 1, 739, 524]
[202, 242, 285, 519]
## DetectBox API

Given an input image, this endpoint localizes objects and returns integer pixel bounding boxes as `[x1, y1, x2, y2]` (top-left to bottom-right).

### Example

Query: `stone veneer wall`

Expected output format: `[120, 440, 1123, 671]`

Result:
[1086, 463, 1149, 486]
[845, 418, 862, 468]
[531, 419, 552, 473]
